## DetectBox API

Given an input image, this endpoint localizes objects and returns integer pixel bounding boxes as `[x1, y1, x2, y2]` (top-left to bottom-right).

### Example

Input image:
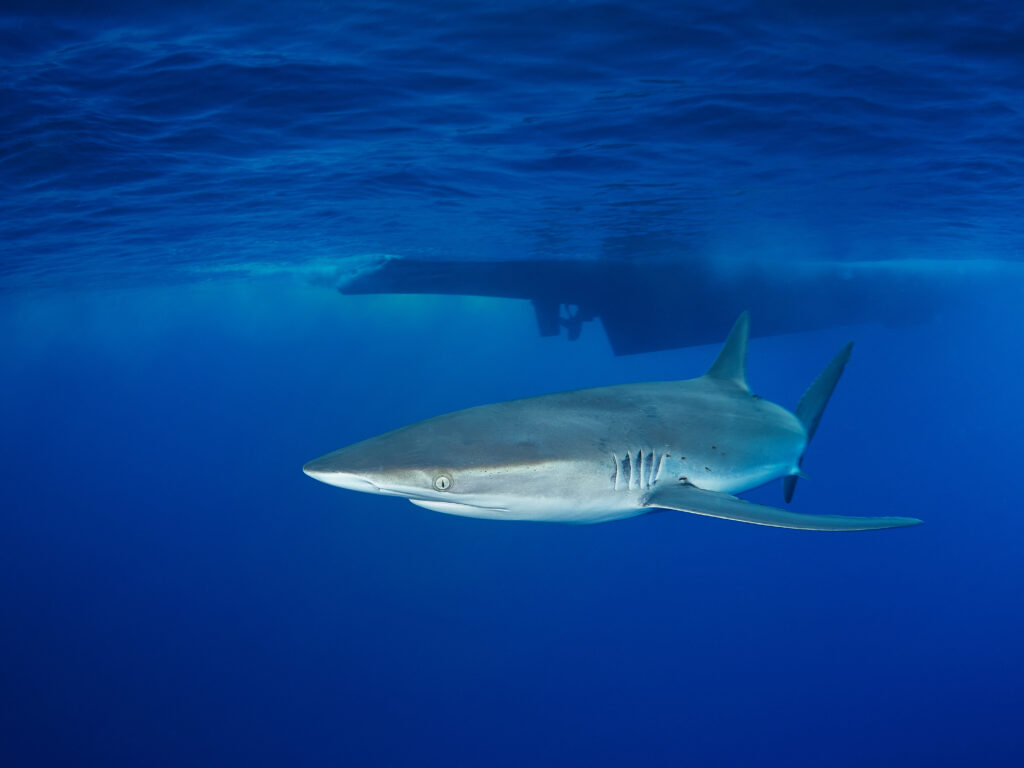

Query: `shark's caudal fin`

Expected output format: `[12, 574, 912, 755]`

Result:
[704, 311, 750, 391]
[783, 341, 854, 502]
[644, 484, 922, 532]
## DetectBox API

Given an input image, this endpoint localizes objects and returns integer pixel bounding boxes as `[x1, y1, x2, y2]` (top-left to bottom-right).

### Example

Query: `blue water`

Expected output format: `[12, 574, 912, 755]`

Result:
[2, 1, 1023, 765]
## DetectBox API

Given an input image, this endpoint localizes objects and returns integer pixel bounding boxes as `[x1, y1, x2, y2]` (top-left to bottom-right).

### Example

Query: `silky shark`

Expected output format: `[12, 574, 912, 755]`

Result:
[303, 313, 921, 531]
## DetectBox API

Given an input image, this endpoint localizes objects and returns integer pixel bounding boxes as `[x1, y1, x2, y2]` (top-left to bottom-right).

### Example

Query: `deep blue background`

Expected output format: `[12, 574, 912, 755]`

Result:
[3, 2, 1024, 766]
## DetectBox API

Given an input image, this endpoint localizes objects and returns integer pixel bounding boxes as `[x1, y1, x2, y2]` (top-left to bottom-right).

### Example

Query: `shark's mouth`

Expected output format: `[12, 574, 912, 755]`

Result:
[407, 499, 510, 518]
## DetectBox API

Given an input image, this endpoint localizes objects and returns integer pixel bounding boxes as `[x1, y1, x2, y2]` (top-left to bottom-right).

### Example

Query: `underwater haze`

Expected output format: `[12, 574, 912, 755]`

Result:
[3, 1, 1024, 766]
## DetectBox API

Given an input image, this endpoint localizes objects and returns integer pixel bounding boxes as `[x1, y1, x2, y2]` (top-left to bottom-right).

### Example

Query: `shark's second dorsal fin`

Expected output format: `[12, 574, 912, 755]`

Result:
[704, 311, 750, 390]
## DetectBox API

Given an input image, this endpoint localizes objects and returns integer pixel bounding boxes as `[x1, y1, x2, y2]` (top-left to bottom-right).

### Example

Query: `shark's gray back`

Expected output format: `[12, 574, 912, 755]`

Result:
[373, 377, 805, 478]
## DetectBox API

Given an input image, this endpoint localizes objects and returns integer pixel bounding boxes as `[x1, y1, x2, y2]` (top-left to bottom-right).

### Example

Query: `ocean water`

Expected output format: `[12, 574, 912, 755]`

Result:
[2, 2, 1023, 766]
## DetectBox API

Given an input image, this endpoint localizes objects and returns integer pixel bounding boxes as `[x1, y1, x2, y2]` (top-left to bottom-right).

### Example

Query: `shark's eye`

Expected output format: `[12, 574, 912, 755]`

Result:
[433, 473, 453, 491]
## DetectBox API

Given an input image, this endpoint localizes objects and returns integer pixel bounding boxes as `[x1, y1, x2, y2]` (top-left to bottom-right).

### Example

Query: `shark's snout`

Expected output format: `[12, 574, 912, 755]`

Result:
[303, 455, 381, 492]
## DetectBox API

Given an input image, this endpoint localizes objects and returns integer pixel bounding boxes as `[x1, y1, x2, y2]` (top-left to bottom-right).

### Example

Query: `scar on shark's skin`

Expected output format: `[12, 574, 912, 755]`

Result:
[304, 312, 923, 531]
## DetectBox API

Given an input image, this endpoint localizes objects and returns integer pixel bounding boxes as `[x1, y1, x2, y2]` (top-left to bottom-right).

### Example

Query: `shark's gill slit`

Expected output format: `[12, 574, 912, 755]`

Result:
[622, 451, 633, 490]
[611, 453, 620, 490]
[643, 451, 654, 489]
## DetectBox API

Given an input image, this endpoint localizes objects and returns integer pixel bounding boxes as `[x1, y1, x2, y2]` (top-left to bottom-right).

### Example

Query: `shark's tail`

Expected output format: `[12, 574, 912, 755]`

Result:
[783, 342, 854, 503]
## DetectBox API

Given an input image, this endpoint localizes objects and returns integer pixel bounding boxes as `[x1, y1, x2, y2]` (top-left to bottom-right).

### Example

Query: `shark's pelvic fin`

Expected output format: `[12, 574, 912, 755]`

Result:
[783, 341, 854, 502]
[644, 484, 922, 531]
[704, 311, 750, 390]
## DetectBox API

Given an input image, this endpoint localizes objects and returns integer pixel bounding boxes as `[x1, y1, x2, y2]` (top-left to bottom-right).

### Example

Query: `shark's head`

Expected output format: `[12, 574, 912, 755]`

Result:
[302, 434, 453, 500]
[303, 407, 549, 518]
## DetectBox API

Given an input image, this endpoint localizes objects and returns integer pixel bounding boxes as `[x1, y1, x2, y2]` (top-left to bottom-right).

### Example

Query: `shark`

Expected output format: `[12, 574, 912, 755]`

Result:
[303, 313, 922, 531]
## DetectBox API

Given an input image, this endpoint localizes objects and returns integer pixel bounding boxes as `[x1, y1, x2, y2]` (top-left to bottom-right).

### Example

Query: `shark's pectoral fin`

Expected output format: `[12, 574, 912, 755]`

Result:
[643, 485, 922, 531]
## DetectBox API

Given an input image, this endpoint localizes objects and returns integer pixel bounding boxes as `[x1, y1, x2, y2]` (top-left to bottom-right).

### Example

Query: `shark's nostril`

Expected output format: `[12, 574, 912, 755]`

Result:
[303, 454, 381, 492]
[302, 456, 339, 477]
[304, 468, 379, 492]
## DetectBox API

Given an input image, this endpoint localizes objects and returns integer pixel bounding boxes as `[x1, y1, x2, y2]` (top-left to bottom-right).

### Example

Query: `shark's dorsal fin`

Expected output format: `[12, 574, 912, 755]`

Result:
[704, 311, 750, 390]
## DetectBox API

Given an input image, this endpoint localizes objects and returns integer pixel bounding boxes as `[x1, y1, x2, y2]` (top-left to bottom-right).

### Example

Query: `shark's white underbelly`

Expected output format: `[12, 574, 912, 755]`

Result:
[410, 495, 648, 524]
